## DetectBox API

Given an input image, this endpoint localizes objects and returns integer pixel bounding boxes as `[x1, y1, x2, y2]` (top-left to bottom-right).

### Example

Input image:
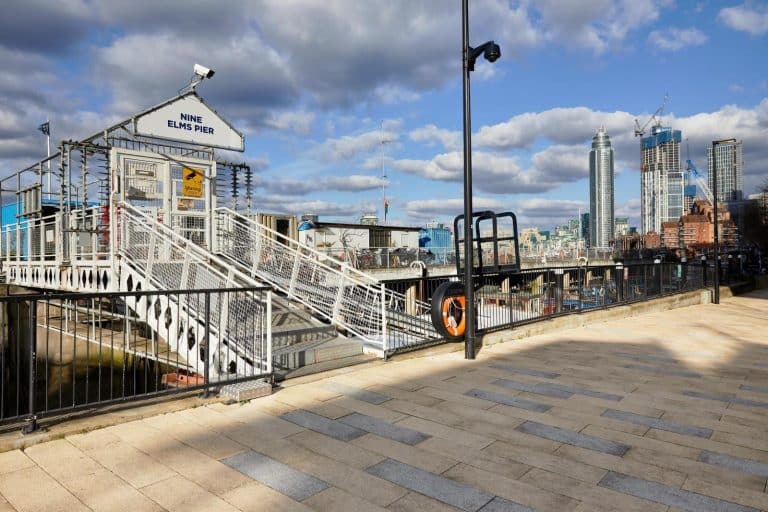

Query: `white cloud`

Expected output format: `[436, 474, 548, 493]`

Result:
[648, 27, 708, 51]
[718, 3, 768, 35]
[409, 125, 462, 151]
[729, 84, 745, 93]
[532, 0, 666, 54]
[264, 111, 316, 136]
[404, 197, 506, 220]
[319, 129, 398, 162]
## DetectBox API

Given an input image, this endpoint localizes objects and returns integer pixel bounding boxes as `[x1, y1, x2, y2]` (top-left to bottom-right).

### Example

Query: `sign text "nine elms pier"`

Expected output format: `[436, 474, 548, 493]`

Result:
[167, 113, 214, 134]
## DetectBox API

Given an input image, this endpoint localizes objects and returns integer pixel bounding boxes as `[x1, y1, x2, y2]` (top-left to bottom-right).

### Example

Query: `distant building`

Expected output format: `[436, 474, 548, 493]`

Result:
[419, 222, 453, 262]
[683, 183, 697, 214]
[707, 140, 743, 203]
[580, 212, 590, 247]
[589, 127, 614, 248]
[641, 126, 683, 234]
[614, 217, 629, 238]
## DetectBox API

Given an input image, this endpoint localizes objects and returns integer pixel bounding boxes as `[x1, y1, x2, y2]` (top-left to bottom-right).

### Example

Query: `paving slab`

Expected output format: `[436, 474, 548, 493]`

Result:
[487, 364, 561, 379]
[464, 389, 552, 412]
[601, 409, 713, 438]
[698, 450, 768, 479]
[323, 381, 392, 404]
[367, 458, 493, 512]
[598, 471, 759, 512]
[280, 409, 367, 441]
[516, 421, 630, 456]
[222, 450, 330, 501]
[339, 412, 430, 445]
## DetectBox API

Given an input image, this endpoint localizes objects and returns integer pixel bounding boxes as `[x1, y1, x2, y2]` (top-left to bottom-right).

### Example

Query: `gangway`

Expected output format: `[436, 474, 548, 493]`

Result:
[213, 208, 440, 354]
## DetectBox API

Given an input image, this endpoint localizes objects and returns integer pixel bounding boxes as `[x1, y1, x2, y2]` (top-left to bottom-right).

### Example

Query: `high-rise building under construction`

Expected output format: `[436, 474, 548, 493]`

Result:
[589, 127, 614, 248]
[640, 126, 683, 234]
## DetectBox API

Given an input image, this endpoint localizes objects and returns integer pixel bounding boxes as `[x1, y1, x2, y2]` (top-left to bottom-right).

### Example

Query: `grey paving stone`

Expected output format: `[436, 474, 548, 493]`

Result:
[479, 496, 535, 512]
[739, 383, 768, 394]
[602, 409, 713, 438]
[683, 390, 768, 408]
[281, 409, 367, 441]
[493, 378, 623, 402]
[613, 351, 679, 364]
[624, 363, 701, 378]
[339, 413, 430, 445]
[324, 381, 391, 405]
[488, 363, 561, 379]
[465, 388, 552, 412]
[222, 450, 329, 501]
[366, 459, 493, 512]
[598, 471, 758, 512]
[554, 383, 623, 402]
[699, 451, 768, 478]
[515, 421, 630, 456]
[492, 378, 573, 399]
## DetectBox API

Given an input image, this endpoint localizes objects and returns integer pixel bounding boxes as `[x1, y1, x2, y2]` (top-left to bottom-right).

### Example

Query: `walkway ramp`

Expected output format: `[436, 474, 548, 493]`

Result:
[213, 208, 440, 355]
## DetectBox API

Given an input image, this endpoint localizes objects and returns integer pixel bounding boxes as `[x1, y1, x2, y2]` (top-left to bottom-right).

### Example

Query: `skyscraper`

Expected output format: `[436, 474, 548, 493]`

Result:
[589, 127, 614, 248]
[707, 140, 743, 203]
[640, 126, 683, 234]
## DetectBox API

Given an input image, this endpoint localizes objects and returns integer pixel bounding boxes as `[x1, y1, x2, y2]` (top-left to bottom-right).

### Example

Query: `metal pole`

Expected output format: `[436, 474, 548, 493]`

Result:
[462, 0, 476, 360]
[46, 120, 51, 200]
[23, 300, 38, 434]
[202, 292, 211, 398]
[712, 141, 720, 304]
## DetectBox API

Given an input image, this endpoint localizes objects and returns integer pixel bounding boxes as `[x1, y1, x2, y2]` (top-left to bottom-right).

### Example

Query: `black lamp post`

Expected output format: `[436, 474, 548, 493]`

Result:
[462, 0, 500, 359]
[710, 138, 736, 304]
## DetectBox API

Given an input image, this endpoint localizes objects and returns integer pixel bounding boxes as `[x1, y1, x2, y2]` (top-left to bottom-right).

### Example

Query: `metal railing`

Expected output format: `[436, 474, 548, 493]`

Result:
[382, 262, 717, 349]
[0, 286, 272, 433]
[214, 208, 440, 354]
[117, 203, 272, 376]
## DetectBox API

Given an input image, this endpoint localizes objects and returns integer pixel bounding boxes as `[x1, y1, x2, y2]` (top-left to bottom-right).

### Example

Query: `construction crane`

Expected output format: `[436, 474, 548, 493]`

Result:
[634, 94, 669, 138]
[685, 140, 714, 205]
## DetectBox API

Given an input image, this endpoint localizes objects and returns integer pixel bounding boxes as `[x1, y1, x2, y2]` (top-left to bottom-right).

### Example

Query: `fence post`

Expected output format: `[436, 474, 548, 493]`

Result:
[643, 265, 648, 298]
[554, 268, 563, 313]
[266, 290, 272, 374]
[23, 300, 38, 434]
[202, 292, 211, 399]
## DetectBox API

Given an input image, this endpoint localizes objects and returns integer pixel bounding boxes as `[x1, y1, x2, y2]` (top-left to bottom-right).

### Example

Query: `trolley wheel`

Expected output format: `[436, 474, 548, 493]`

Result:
[430, 281, 467, 341]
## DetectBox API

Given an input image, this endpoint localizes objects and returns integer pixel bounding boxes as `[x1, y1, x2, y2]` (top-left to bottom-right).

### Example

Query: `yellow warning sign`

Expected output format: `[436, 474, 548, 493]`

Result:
[182, 167, 204, 198]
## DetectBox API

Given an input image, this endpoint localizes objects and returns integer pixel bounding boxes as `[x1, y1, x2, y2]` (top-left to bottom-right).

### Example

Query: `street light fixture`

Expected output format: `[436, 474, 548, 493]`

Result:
[462, 0, 501, 360]
[710, 138, 736, 304]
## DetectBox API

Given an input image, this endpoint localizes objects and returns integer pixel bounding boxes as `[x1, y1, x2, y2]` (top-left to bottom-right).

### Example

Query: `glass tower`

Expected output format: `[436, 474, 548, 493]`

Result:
[640, 126, 683, 234]
[589, 127, 614, 248]
[707, 140, 743, 203]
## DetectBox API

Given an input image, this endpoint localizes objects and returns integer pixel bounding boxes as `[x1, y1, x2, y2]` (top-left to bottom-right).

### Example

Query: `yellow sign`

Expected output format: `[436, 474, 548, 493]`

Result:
[182, 167, 204, 198]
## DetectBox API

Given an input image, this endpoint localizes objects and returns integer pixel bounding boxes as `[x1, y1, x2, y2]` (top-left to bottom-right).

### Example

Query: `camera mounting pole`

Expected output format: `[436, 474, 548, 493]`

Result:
[462, 0, 501, 360]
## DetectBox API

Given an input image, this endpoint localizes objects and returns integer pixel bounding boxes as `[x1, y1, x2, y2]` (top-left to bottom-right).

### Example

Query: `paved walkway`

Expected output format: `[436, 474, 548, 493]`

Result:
[2, 289, 768, 512]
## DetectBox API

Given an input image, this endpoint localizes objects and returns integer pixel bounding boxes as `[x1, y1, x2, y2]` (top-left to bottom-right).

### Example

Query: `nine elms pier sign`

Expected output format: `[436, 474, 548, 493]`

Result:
[133, 92, 245, 151]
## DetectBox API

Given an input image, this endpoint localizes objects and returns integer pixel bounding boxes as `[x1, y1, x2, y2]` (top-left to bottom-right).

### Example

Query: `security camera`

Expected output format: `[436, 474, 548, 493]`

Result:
[484, 42, 501, 63]
[193, 63, 215, 79]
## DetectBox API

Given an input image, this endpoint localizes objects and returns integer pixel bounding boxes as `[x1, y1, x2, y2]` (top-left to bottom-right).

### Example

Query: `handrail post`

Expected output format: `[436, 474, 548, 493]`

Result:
[266, 290, 272, 374]
[381, 283, 388, 354]
[23, 299, 38, 434]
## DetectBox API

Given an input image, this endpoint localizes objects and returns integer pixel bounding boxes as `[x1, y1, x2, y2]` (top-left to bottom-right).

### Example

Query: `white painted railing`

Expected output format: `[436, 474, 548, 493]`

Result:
[213, 208, 439, 353]
[116, 202, 271, 376]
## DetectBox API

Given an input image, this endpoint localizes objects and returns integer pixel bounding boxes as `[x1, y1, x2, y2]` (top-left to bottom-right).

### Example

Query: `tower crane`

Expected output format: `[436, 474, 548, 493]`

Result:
[685, 139, 714, 205]
[634, 95, 669, 138]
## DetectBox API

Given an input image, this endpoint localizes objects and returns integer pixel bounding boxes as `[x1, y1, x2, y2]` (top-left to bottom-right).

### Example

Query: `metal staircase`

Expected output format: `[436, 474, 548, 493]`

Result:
[116, 202, 271, 377]
[213, 208, 439, 355]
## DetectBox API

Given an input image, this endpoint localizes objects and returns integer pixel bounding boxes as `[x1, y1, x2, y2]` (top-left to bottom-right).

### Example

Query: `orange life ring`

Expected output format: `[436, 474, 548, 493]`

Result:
[441, 296, 466, 337]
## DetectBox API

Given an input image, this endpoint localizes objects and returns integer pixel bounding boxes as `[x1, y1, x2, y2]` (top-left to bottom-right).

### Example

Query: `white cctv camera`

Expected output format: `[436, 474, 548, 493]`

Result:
[193, 63, 215, 79]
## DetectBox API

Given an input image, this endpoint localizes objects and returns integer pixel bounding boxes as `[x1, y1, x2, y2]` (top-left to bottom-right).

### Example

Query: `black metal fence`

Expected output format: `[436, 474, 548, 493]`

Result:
[382, 262, 743, 350]
[0, 286, 272, 433]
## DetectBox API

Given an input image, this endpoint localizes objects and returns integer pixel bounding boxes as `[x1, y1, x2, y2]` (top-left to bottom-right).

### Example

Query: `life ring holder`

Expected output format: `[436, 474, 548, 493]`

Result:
[430, 281, 467, 341]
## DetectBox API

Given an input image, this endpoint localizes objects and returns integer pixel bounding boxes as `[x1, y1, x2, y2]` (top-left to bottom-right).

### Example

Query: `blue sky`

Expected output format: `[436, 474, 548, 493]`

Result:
[1, 1, 766, 231]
